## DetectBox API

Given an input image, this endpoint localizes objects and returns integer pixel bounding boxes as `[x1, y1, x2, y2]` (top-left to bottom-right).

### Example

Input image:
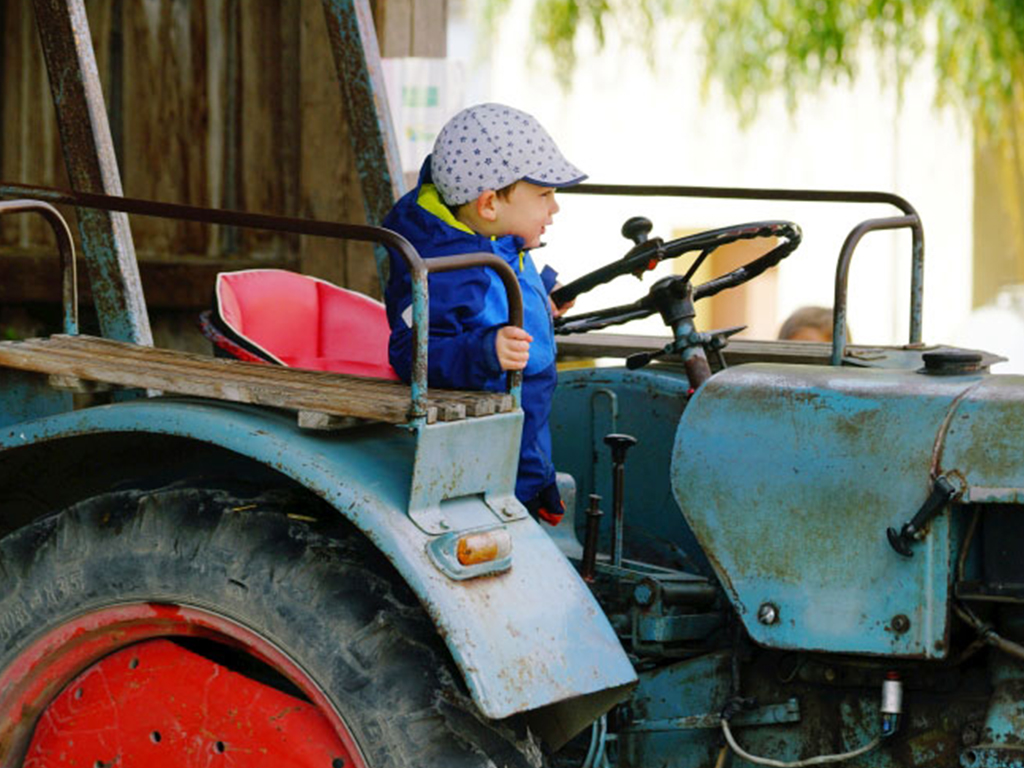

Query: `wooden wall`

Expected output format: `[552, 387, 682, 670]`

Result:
[1, 0, 446, 345]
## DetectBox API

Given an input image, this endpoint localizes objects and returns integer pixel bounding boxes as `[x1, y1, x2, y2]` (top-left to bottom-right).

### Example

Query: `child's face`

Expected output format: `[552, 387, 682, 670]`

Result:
[494, 182, 560, 249]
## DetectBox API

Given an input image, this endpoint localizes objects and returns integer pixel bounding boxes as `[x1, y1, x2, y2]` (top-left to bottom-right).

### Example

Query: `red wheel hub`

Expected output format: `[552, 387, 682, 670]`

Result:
[0, 603, 366, 767]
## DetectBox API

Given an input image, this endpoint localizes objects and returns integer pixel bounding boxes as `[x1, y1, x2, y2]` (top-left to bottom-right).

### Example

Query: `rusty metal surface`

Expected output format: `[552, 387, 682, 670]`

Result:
[321, 0, 405, 293]
[25, 638, 350, 765]
[940, 375, 1024, 503]
[408, 414, 527, 534]
[670, 363, 1020, 657]
[31, 0, 151, 345]
[0, 368, 72, 430]
[622, 646, 989, 767]
[550, 366, 706, 573]
[321, 0, 404, 227]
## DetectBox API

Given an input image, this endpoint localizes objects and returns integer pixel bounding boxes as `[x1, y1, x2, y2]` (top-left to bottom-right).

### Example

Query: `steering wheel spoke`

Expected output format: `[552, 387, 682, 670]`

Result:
[554, 302, 654, 335]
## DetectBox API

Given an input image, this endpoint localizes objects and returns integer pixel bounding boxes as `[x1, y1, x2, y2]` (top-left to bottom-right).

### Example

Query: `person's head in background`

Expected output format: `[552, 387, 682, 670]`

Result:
[778, 306, 845, 343]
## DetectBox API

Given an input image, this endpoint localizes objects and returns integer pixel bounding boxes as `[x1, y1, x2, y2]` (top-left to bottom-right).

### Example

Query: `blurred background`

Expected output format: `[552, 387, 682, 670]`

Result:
[3, 0, 1023, 368]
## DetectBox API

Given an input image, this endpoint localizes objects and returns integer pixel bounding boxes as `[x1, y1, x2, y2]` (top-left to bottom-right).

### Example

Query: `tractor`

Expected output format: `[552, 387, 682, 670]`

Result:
[2, 2, 1024, 768]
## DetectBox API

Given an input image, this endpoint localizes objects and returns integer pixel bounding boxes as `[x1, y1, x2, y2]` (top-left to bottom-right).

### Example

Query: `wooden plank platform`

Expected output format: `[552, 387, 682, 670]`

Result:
[0, 335, 513, 426]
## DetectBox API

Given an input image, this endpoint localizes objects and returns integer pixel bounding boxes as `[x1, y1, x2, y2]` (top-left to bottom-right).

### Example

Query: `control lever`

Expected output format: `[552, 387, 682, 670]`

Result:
[621, 216, 653, 245]
[605, 434, 638, 567]
[706, 325, 747, 369]
[887, 475, 958, 557]
[626, 347, 666, 370]
[580, 494, 603, 583]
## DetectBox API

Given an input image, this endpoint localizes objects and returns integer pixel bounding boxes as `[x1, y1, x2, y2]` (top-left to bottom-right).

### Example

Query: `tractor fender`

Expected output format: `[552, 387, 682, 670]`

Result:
[0, 397, 636, 722]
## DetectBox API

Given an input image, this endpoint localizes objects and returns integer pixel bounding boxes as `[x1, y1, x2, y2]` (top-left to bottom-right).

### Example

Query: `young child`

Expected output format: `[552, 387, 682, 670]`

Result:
[383, 103, 585, 526]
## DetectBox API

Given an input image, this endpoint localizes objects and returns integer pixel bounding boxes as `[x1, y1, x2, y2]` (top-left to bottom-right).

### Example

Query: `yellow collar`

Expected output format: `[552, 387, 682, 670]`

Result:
[416, 184, 524, 271]
[417, 184, 476, 235]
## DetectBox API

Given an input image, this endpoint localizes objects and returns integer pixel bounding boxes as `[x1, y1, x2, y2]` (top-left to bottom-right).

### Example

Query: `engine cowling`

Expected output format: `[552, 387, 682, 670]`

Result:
[672, 362, 1024, 657]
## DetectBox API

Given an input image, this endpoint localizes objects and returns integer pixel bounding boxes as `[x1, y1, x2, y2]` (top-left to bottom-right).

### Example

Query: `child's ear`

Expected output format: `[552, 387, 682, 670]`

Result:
[475, 190, 499, 222]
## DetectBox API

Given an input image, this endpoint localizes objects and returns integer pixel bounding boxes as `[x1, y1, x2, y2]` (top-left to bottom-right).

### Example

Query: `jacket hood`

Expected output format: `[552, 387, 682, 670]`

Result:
[383, 157, 525, 261]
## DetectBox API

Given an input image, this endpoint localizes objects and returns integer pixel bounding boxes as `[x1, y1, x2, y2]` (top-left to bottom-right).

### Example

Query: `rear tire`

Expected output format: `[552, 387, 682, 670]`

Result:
[0, 486, 544, 768]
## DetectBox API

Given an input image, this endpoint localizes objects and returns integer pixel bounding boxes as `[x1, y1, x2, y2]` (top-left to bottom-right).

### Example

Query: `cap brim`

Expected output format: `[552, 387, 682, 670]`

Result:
[521, 172, 589, 189]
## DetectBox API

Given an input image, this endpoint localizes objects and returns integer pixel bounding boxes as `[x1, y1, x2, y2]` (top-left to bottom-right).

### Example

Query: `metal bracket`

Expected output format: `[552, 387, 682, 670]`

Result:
[635, 613, 724, 644]
[408, 413, 527, 534]
[623, 698, 800, 733]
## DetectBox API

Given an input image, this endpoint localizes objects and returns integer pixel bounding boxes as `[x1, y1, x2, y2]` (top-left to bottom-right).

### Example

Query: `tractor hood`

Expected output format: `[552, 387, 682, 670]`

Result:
[672, 363, 1024, 658]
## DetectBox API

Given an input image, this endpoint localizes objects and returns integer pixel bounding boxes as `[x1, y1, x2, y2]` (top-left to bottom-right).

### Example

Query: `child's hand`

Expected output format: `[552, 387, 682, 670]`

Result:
[550, 283, 575, 318]
[495, 326, 533, 371]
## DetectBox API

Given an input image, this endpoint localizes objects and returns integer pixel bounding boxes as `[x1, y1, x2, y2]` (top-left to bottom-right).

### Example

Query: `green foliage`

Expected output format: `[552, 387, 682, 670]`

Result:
[482, 0, 1024, 136]
[696, 0, 932, 121]
[483, 0, 665, 87]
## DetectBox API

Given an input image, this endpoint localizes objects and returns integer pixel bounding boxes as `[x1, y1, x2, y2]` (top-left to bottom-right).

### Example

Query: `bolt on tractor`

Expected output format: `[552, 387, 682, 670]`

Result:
[4, 3, 1024, 768]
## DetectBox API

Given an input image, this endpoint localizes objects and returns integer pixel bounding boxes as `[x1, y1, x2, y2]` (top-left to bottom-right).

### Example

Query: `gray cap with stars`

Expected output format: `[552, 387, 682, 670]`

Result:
[430, 103, 587, 207]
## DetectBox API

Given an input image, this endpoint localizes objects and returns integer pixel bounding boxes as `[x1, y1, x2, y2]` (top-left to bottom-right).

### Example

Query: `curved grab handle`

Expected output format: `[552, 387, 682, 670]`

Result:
[425, 253, 524, 404]
[0, 200, 77, 335]
[831, 214, 923, 365]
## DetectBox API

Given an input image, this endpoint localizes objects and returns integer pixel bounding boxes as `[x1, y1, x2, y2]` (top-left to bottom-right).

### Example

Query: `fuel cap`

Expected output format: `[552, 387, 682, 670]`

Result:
[920, 349, 984, 375]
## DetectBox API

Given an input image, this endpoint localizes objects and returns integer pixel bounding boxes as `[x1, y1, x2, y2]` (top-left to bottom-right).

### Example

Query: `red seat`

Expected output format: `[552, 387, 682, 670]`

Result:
[202, 269, 399, 381]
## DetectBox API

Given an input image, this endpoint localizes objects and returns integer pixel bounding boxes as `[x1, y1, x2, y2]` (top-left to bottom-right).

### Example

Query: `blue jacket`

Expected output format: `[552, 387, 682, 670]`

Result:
[384, 158, 559, 503]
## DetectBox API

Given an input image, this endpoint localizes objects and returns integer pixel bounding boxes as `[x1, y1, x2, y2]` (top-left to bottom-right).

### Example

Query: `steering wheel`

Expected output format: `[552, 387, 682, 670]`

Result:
[552, 218, 802, 335]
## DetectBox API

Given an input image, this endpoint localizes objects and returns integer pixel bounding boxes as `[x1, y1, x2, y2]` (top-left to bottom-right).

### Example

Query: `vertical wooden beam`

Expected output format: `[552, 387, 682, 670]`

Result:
[280, 0, 302, 227]
[411, 0, 445, 56]
[373, 0, 446, 57]
[4, 1, 69, 249]
[106, 0, 123, 169]
[221, 0, 241, 254]
[372, 0, 411, 58]
[321, 0, 405, 230]
[0, 0, 6, 182]
[299, 0, 376, 296]
[31, 0, 152, 344]
[239, 1, 286, 258]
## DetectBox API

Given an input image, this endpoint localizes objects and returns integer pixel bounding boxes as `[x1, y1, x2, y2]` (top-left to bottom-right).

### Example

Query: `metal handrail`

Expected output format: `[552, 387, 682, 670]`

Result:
[0, 200, 78, 335]
[0, 182, 525, 422]
[832, 215, 922, 365]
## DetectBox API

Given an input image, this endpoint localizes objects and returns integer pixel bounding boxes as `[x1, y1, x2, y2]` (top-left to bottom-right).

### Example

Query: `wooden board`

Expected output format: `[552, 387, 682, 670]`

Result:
[557, 332, 835, 367]
[0, 334, 512, 426]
